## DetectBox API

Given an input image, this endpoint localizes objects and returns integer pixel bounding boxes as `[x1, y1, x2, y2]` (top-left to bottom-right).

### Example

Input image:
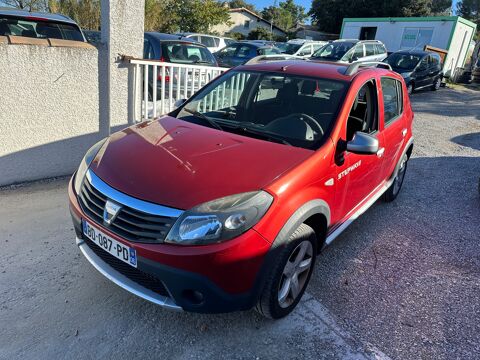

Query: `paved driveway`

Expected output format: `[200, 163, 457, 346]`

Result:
[1, 88, 479, 359]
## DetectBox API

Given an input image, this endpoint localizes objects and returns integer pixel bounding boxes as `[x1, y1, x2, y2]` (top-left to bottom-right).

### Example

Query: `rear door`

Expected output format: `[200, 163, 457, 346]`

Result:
[414, 56, 429, 88]
[379, 77, 406, 180]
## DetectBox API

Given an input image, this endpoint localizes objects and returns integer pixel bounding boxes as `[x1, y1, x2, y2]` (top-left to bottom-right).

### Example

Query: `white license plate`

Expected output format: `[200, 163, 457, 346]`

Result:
[82, 220, 137, 268]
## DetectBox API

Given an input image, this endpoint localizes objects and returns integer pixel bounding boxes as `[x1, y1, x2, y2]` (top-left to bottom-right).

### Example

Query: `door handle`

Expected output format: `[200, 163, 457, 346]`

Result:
[402, 128, 407, 137]
[377, 147, 385, 157]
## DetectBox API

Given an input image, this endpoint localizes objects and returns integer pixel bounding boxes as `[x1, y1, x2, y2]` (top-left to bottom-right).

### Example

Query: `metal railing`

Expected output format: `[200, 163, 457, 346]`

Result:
[129, 58, 228, 121]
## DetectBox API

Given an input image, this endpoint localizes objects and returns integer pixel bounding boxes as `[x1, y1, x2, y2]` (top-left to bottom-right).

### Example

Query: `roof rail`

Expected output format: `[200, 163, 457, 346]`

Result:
[345, 61, 392, 76]
[245, 54, 303, 65]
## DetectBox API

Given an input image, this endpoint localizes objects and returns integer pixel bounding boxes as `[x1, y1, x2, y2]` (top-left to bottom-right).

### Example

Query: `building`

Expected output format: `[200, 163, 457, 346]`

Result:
[340, 16, 477, 77]
[212, 7, 286, 38]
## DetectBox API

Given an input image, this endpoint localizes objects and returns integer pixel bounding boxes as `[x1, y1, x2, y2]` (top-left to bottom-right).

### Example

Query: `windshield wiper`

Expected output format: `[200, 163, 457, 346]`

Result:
[182, 108, 223, 131]
[235, 124, 292, 146]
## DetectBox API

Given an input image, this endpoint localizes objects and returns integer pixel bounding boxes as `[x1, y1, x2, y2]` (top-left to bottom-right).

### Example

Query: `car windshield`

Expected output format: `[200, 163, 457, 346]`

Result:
[283, 43, 302, 54]
[163, 43, 216, 65]
[313, 42, 356, 61]
[0, 16, 84, 41]
[176, 70, 347, 150]
[385, 53, 422, 71]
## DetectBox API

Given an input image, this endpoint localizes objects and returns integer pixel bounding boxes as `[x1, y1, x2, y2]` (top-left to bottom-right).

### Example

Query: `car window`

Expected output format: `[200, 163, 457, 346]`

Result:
[0, 16, 84, 41]
[381, 78, 403, 125]
[418, 57, 428, 71]
[346, 80, 378, 141]
[201, 36, 215, 48]
[313, 41, 356, 60]
[375, 44, 386, 54]
[429, 54, 440, 68]
[213, 37, 220, 47]
[385, 53, 421, 71]
[164, 43, 216, 65]
[365, 43, 375, 56]
[219, 45, 237, 57]
[258, 47, 281, 55]
[237, 45, 253, 58]
[298, 44, 312, 56]
[312, 43, 324, 52]
[176, 70, 348, 150]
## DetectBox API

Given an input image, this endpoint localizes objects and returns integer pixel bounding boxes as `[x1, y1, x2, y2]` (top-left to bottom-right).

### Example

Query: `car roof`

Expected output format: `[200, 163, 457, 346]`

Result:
[237, 60, 394, 81]
[145, 32, 202, 44]
[0, 7, 78, 25]
[392, 49, 436, 57]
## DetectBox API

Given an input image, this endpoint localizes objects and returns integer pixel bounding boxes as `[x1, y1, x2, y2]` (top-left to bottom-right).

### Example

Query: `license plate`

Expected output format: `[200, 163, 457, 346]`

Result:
[82, 220, 137, 268]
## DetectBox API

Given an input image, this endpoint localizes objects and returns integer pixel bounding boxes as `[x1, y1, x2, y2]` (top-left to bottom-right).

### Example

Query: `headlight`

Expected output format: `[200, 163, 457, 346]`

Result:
[73, 138, 107, 194]
[165, 191, 274, 245]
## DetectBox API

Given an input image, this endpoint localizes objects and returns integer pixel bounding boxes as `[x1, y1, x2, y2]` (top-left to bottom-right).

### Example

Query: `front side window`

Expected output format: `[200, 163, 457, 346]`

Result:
[381, 78, 403, 125]
[385, 53, 421, 71]
[200, 36, 215, 48]
[175, 71, 347, 150]
[237, 45, 253, 58]
[346, 81, 378, 141]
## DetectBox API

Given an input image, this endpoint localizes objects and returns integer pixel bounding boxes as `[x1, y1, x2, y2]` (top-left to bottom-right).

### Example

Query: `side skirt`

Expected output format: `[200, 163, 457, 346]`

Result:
[323, 177, 394, 247]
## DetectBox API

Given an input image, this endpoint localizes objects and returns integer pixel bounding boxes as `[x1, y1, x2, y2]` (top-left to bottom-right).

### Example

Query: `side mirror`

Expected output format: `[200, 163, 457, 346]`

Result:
[347, 132, 379, 155]
[349, 55, 358, 63]
[174, 98, 187, 109]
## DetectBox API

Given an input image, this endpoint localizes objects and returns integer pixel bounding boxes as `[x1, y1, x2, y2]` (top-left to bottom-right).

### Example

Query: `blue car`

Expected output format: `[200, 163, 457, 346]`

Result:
[214, 41, 281, 68]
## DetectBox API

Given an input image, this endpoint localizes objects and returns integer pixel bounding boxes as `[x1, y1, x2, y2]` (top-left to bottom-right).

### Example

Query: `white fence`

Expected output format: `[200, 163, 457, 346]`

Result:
[130, 59, 228, 121]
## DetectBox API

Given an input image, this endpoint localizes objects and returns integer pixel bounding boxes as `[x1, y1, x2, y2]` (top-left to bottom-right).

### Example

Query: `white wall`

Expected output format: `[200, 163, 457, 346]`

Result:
[342, 20, 455, 52]
[444, 21, 475, 76]
[0, 43, 103, 186]
[212, 11, 285, 37]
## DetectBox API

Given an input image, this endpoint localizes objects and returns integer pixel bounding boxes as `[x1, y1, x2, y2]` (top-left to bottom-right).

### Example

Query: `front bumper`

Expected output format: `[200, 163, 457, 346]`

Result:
[69, 176, 272, 313]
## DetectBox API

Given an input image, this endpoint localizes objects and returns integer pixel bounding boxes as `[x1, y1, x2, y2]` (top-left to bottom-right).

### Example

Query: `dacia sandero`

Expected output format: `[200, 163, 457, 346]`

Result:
[69, 60, 413, 318]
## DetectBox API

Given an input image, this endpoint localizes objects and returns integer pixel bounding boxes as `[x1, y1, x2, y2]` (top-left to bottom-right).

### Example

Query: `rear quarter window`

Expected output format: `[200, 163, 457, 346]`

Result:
[0, 16, 83, 41]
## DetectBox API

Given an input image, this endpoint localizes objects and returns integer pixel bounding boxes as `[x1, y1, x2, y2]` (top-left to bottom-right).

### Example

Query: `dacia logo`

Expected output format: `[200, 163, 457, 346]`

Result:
[103, 200, 122, 225]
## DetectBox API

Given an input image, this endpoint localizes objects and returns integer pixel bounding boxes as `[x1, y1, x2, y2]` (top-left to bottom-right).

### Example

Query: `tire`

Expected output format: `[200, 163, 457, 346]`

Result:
[431, 77, 441, 91]
[255, 223, 317, 319]
[383, 153, 409, 202]
[407, 83, 414, 95]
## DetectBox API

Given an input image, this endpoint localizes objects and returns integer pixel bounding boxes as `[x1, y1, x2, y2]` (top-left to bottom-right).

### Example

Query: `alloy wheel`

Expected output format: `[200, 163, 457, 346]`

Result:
[434, 78, 441, 90]
[277, 240, 313, 308]
[393, 155, 408, 195]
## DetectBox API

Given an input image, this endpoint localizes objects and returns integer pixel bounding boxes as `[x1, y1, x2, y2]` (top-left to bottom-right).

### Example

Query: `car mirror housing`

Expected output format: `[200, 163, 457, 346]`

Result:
[347, 132, 379, 155]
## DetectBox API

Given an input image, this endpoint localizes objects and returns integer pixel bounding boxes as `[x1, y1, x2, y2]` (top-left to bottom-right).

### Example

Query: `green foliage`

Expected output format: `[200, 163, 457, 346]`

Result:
[227, 0, 257, 13]
[457, 0, 480, 40]
[247, 27, 272, 40]
[310, 0, 453, 34]
[226, 31, 246, 40]
[261, 0, 306, 31]
[48, 0, 100, 30]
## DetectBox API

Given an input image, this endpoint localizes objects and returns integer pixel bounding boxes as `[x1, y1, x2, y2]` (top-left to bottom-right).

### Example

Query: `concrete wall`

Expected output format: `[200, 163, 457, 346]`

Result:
[0, 42, 104, 186]
[212, 10, 285, 37]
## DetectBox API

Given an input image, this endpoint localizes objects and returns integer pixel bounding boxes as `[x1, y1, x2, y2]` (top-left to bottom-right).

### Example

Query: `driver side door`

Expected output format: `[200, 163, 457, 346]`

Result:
[335, 79, 385, 219]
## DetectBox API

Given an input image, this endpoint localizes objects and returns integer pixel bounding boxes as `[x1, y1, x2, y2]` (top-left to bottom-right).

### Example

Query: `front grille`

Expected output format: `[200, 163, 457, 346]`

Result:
[84, 238, 170, 297]
[78, 177, 177, 243]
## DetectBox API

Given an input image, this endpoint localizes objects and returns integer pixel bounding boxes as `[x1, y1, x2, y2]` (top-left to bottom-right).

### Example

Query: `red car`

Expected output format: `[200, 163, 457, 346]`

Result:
[69, 60, 414, 318]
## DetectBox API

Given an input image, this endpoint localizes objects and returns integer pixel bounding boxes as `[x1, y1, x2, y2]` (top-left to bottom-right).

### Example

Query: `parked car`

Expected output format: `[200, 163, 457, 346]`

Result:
[176, 32, 233, 53]
[144, 32, 218, 99]
[281, 39, 327, 58]
[214, 41, 281, 67]
[0, 8, 85, 41]
[70, 60, 414, 318]
[312, 39, 387, 63]
[385, 50, 443, 94]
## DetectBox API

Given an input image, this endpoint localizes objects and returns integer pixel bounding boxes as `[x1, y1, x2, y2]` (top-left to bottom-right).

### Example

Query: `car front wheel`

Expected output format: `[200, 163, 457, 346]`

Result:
[432, 77, 441, 91]
[255, 223, 317, 319]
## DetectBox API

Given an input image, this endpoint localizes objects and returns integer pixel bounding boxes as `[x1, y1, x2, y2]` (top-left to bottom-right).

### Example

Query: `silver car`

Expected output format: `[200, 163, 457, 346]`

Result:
[312, 39, 387, 64]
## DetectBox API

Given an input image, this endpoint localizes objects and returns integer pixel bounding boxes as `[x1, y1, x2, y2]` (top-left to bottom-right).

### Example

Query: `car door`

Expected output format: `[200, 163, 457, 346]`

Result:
[379, 77, 406, 180]
[336, 79, 385, 218]
[414, 56, 429, 88]
[427, 55, 441, 85]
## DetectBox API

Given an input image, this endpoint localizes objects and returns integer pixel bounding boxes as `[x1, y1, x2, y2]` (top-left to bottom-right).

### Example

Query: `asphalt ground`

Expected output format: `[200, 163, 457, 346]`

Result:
[1, 87, 479, 359]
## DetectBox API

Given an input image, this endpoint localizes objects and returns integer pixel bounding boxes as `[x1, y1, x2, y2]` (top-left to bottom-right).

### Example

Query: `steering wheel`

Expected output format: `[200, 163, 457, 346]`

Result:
[286, 113, 324, 137]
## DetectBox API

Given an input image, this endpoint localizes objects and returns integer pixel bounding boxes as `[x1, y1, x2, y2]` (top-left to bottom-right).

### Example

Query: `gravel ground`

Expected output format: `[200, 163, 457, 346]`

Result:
[0, 88, 479, 359]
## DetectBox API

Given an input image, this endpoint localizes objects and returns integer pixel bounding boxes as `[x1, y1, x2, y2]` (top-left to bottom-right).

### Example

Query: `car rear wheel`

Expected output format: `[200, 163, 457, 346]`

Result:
[255, 223, 316, 319]
[383, 153, 408, 202]
[432, 77, 441, 91]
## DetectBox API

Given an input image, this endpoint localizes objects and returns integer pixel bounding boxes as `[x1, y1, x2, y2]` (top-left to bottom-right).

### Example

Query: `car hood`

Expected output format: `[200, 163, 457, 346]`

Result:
[90, 116, 313, 210]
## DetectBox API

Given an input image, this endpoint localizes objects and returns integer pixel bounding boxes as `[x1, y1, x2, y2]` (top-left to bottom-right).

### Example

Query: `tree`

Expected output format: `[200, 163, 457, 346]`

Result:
[227, 0, 257, 13]
[310, 0, 439, 34]
[247, 27, 272, 40]
[431, 0, 453, 15]
[456, 0, 479, 39]
[262, 0, 306, 31]
[0, 0, 46, 11]
[48, 0, 100, 30]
